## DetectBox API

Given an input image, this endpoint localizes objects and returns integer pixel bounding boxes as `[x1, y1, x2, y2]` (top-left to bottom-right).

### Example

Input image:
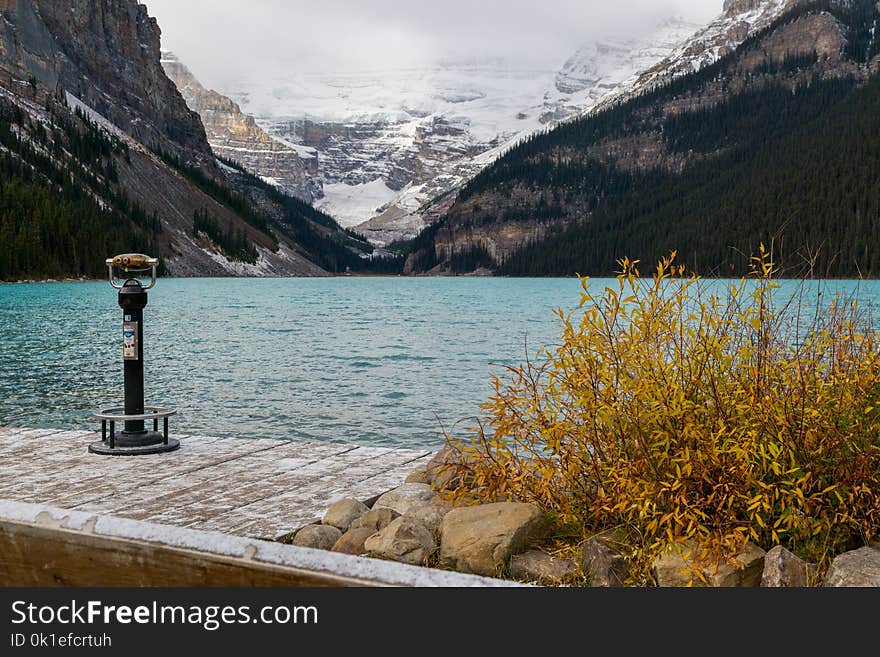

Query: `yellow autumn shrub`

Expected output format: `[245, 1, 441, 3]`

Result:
[441, 249, 880, 584]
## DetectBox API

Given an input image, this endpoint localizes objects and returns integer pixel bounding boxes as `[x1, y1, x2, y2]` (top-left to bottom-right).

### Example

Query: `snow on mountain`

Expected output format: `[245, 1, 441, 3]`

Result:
[161, 51, 318, 202]
[545, 19, 701, 122]
[594, 0, 798, 111]
[213, 18, 700, 241]
[319, 179, 401, 229]
[226, 65, 555, 235]
[209, 2, 795, 244]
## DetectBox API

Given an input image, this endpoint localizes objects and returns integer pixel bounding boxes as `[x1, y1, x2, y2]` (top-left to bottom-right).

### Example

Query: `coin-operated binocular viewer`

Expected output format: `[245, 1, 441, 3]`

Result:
[90, 254, 179, 455]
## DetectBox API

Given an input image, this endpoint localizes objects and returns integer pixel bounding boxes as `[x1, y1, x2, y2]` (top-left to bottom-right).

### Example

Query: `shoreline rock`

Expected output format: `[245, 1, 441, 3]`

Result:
[332, 527, 377, 556]
[351, 507, 401, 532]
[510, 551, 577, 585]
[824, 546, 880, 587]
[373, 483, 436, 515]
[761, 546, 815, 587]
[291, 524, 343, 551]
[364, 517, 437, 566]
[322, 498, 370, 532]
[424, 442, 467, 489]
[655, 541, 765, 587]
[581, 529, 632, 587]
[284, 456, 880, 588]
[405, 467, 430, 484]
[440, 502, 548, 577]
[404, 503, 452, 541]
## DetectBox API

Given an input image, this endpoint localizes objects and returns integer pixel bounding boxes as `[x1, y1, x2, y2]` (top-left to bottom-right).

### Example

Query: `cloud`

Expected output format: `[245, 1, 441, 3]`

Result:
[145, 0, 722, 88]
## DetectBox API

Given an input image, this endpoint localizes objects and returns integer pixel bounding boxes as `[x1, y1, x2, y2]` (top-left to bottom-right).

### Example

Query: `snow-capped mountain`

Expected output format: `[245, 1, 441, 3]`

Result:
[216, 18, 700, 243]
[547, 19, 702, 122]
[593, 0, 799, 111]
[407, 0, 877, 276]
[161, 51, 319, 203]
[227, 65, 565, 237]
[196, 1, 795, 246]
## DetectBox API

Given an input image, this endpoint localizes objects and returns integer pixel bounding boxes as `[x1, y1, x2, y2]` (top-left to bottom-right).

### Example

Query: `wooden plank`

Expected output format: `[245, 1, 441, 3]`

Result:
[196, 447, 432, 539]
[5, 428, 63, 440]
[331, 453, 434, 503]
[0, 428, 434, 541]
[43, 437, 293, 510]
[89, 442, 359, 523]
[0, 426, 46, 440]
[182, 445, 401, 534]
[0, 519, 378, 587]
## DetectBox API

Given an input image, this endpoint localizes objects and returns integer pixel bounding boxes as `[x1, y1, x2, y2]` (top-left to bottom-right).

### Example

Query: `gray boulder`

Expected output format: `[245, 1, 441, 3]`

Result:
[761, 545, 814, 587]
[581, 529, 632, 587]
[373, 483, 436, 515]
[440, 502, 547, 577]
[405, 467, 430, 484]
[322, 498, 370, 532]
[510, 550, 577, 585]
[364, 517, 437, 566]
[425, 442, 467, 489]
[655, 541, 765, 587]
[825, 546, 880, 587]
[291, 524, 342, 551]
[404, 503, 452, 540]
[331, 527, 377, 556]
[350, 507, 400, 532]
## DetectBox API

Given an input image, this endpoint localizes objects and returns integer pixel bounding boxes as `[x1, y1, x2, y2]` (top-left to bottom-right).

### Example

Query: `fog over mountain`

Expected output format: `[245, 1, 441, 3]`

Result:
[145, 1, 721, 87]
[145, 1, 726, 238]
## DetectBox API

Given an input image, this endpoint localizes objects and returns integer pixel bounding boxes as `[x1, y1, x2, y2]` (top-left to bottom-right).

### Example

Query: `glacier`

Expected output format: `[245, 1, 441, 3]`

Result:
[187, 1, 794, 243]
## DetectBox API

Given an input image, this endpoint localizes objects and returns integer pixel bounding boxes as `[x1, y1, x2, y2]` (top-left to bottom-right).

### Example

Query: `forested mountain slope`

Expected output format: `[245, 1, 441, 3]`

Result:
[0, 0, 373, 280]
[407, 0, 880, 277]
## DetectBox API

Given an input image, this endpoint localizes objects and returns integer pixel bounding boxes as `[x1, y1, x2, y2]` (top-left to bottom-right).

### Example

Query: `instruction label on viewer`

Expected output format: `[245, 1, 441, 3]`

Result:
[123, 321, 138, 360]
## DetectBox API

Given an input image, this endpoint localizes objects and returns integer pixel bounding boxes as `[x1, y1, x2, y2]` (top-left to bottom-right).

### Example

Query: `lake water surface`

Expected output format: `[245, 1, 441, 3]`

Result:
[2, 277, 877, 449]
[0, 278, 585, 449]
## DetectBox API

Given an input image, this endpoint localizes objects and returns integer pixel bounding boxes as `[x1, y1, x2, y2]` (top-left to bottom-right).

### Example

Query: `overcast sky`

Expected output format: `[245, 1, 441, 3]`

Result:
[145, 0, 722, 88]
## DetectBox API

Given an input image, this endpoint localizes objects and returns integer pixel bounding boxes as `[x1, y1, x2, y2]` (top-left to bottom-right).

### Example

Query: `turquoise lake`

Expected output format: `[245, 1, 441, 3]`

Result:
[2, 277, 877, 449]
[0, 278, 586, 449]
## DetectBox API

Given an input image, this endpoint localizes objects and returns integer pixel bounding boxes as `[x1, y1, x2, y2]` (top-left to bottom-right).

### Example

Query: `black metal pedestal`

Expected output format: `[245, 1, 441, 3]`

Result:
[89, 406, 179, 455]
[89, 434, 179, 456]
[90, 278, 179, 456]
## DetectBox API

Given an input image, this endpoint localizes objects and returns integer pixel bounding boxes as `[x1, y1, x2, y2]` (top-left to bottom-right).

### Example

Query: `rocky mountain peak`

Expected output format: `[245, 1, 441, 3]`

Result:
[590, 0, 801, 114]
[161, 51, 318, 202]
[724, 0, 768, 15]
[0, 0, 212, 166]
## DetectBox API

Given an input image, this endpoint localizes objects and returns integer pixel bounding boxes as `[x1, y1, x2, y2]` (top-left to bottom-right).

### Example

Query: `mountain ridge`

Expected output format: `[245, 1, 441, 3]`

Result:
[0, 0, 375, 280]
[212, 17, 702, 245]
[0, 0, 210, 165]
[405, 0, 880, 277]
[590, 0, 803, 113]
[160, 51, 320, 204]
